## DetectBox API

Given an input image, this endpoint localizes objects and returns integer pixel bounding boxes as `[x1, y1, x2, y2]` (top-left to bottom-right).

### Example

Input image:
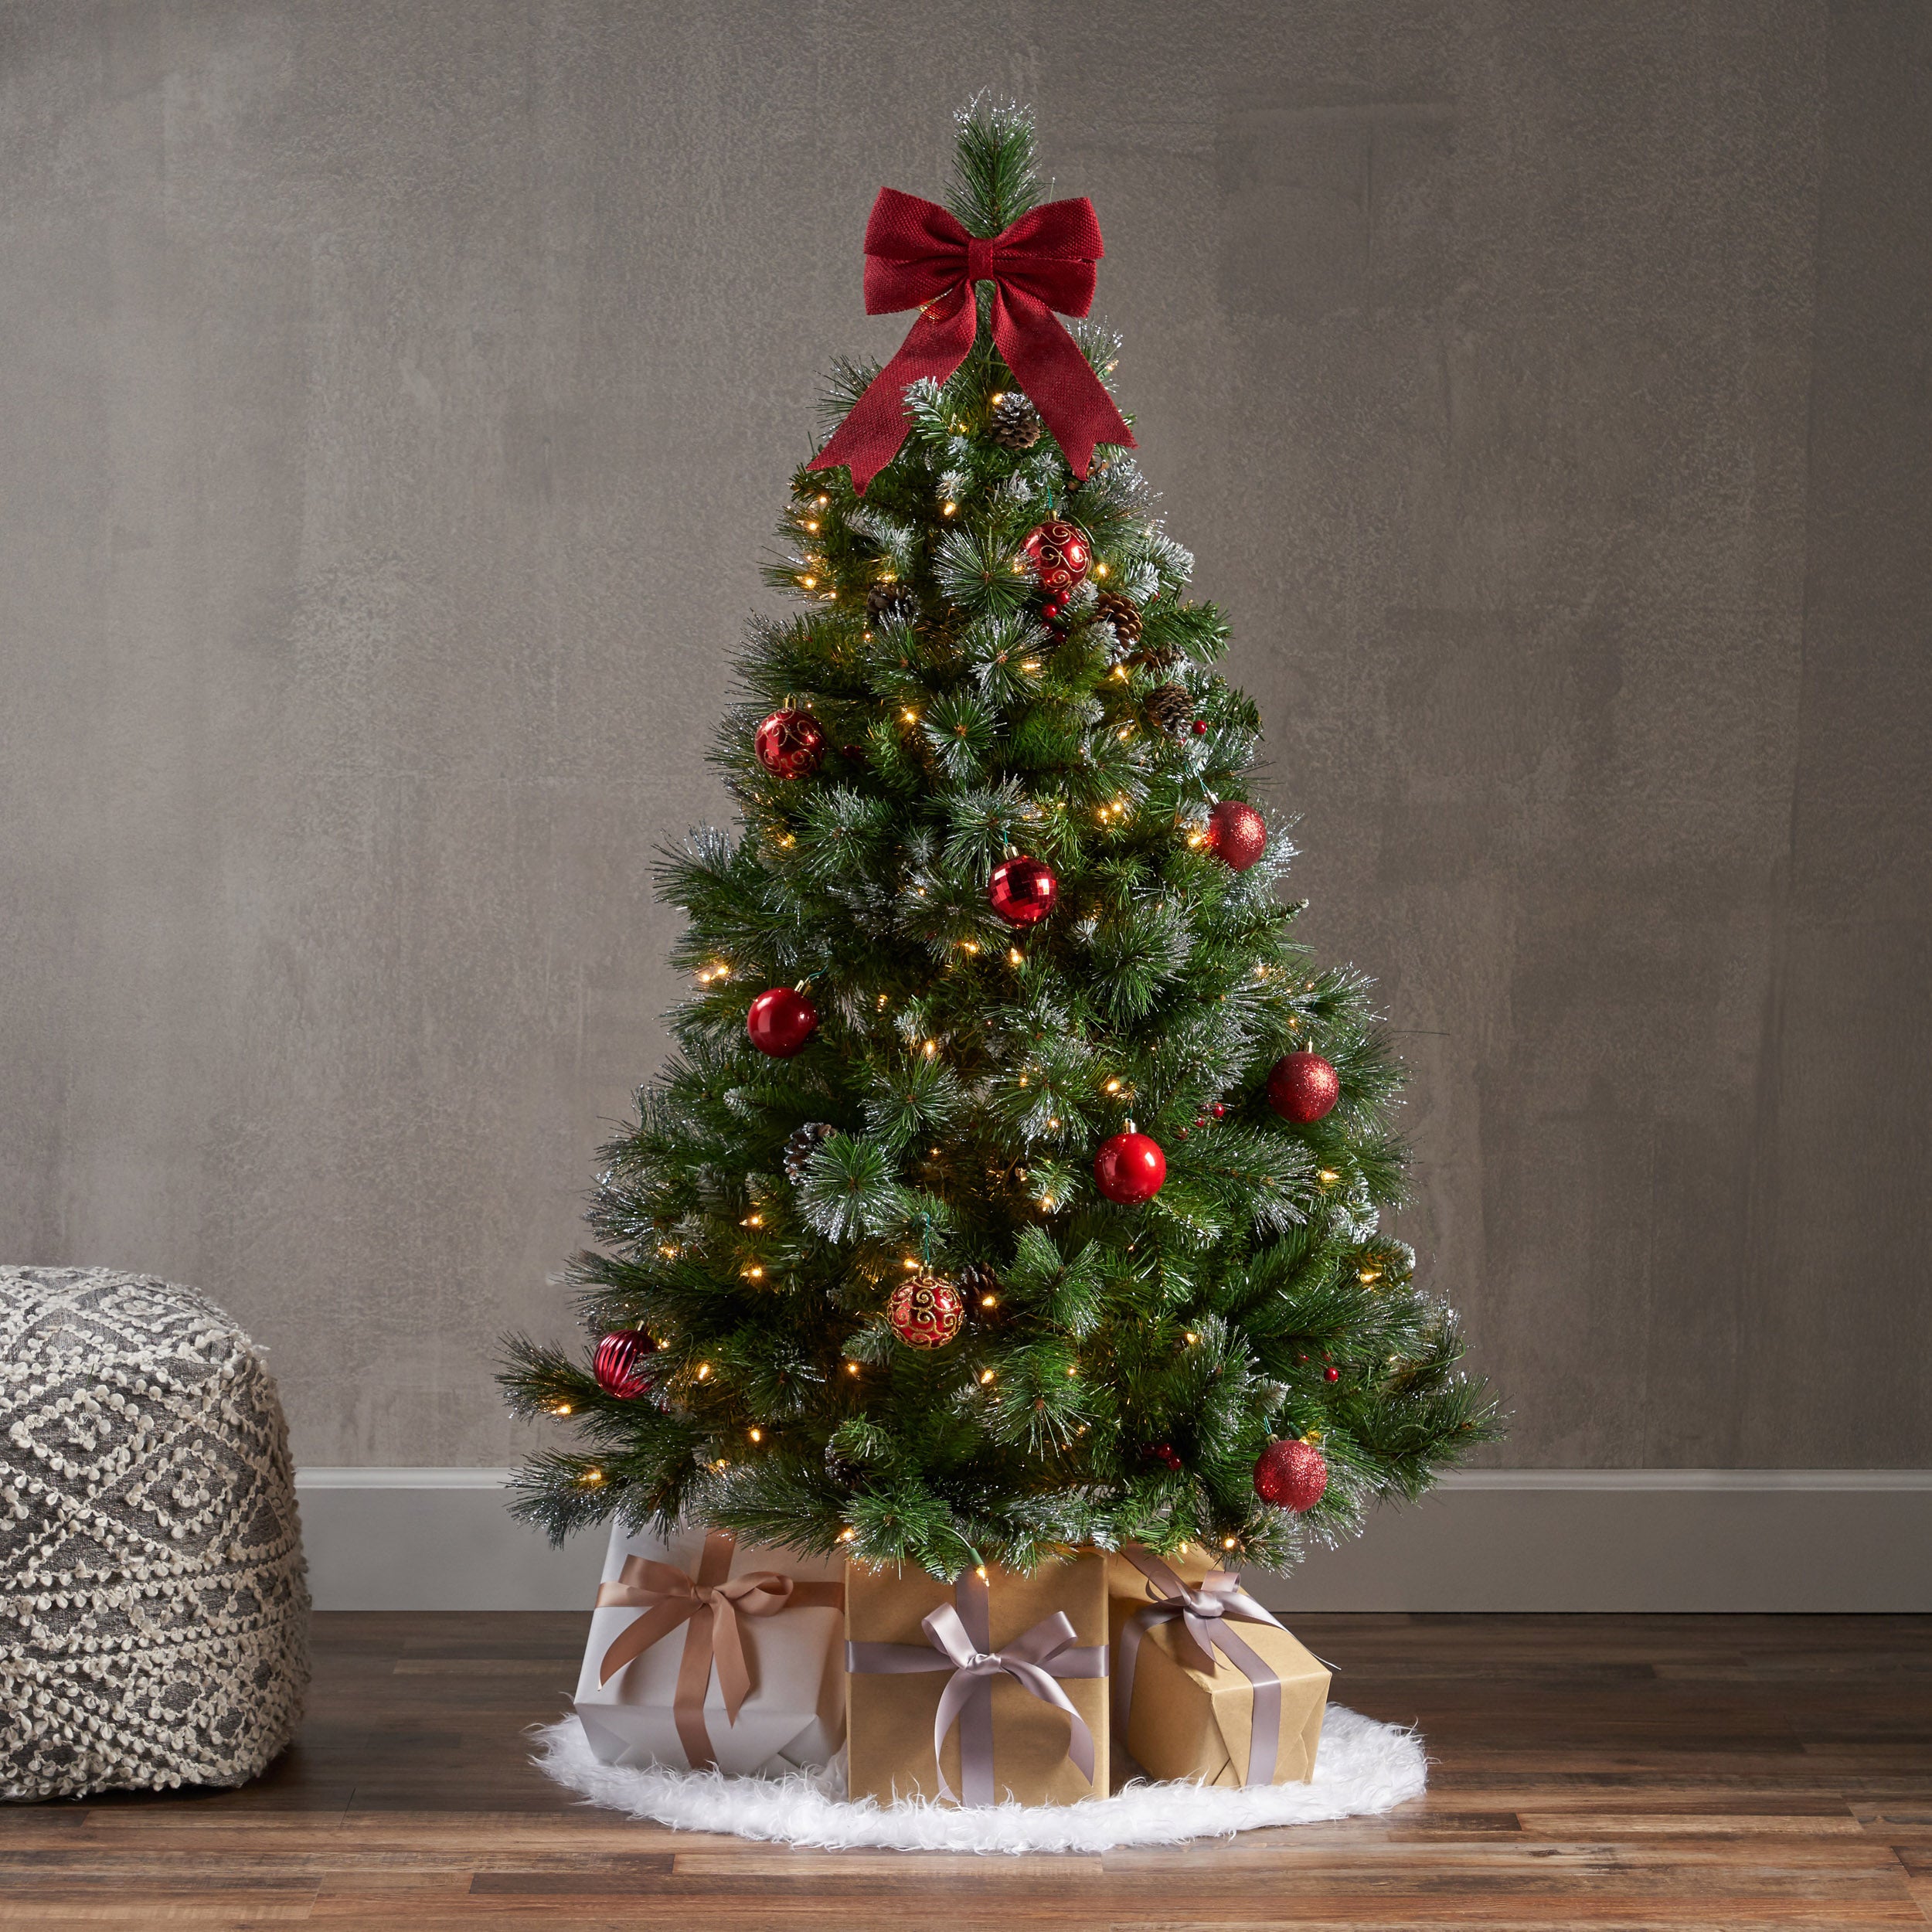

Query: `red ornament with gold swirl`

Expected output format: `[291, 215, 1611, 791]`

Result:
[1019, 519, 1091, 594]
[886, 1272, 965, 1349]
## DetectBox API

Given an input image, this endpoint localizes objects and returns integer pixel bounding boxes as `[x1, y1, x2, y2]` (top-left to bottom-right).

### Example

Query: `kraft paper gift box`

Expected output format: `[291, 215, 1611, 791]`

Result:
[845, 1552, 1110, 1806]
[1107, 1545, 1328, 1789]
[573, 1522, 846, 1776]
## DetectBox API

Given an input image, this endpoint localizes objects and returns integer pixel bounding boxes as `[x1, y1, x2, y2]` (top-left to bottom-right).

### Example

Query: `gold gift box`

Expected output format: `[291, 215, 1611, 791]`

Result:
[1107, 1546, 1328, 1789]
[846, 1552, 1110, 1806]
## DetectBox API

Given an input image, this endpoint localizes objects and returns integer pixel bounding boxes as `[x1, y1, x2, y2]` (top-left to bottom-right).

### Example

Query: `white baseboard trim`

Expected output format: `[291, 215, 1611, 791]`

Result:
[292, 1468, 1932, 1613]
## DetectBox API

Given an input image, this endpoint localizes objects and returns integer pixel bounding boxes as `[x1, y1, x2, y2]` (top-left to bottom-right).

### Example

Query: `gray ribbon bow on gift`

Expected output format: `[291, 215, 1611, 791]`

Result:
[845, 1569, 1106, 1806]
[1114, 1546, 1291, 1787]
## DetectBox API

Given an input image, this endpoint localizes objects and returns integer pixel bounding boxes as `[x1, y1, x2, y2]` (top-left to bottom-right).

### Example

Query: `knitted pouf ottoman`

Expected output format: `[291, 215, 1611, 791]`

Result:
[1, 1267, 310, 1799]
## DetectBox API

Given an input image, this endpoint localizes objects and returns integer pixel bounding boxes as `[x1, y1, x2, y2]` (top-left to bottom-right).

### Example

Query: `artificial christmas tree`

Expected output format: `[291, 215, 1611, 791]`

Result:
[504, 103, 1498, 1784]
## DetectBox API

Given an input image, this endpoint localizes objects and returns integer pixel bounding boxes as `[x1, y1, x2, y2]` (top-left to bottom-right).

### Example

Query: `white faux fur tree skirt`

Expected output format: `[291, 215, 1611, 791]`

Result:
[532, 1706, 1426, 1852]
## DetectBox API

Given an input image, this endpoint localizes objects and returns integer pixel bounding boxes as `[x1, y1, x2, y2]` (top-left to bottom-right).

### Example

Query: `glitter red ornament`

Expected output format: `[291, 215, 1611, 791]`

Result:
[1253, 1437, 1328, 1512]
[753, 707, 826, 781]
[1019, 519, 1091, 594]
[1267, 1050, 1340, 1124]
[886, 1272, 964, 1349]
[988, 855, 1058, 926]
[594, 1330, 655, 1400]
[747, 986, 818, 1057]
[1204, 799, 1267, 871]
[1094, 1129, 1166, 1205]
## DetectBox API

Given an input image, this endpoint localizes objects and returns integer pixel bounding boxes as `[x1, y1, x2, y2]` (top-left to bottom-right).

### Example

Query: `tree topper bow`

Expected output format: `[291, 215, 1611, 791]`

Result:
[808, 187, 1134, 495]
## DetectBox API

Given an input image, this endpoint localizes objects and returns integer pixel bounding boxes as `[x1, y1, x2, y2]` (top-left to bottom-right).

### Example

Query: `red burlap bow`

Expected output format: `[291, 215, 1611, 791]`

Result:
[594, 1529, 843, 1771]
[808, 187, 1136, 494]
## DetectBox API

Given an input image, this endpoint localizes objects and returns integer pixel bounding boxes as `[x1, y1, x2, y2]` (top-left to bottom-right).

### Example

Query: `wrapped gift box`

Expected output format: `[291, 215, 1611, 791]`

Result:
[845, 1552, 1109, 1806]
[1107, 1545, 1328, 1788]
[573, 1522, 845, 1776]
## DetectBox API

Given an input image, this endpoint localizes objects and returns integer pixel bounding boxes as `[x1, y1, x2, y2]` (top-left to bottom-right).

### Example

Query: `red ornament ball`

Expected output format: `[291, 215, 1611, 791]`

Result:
[1039, 594, 1074, 630]
[886, 1272, 964, 1349]
[1266, 1051, 1341, 1124]
[1253, 1437, 1328, 1512]
[754, 707, 826, 781]
[1211, 1102, 1226, 1119]
[747, 986, 818, 1057]
[1144, 1442, 1184, 1472]
[1191, 719, 1209, 736]
[594, 1330, 655, 1400]
[1019, 519, 1091, 594]
[1204, 800, 1267, 871]
[1094, 1130, 1167, 1205]
[988, 855, 1058, 926]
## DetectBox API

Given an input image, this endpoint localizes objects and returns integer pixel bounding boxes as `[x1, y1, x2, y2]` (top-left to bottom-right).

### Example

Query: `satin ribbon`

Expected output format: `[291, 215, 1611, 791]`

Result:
[594, 1529, 843, 1771]
[808, 186, 1136, 494]
[1114, 1546, 1288, 1787]
[845, 1567, 1106, 1805]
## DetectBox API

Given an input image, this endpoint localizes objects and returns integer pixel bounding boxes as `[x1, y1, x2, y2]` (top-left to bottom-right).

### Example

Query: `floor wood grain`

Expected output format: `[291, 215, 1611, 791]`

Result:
[2, 1612, 1927, 1928]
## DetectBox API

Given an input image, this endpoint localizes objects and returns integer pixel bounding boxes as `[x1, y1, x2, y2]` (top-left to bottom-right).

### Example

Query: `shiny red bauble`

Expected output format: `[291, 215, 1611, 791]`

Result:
[594, 1330, 656, 1400]
[1266, 1050, 1340, 1124]
[988, 855, 1058, 926]
[1094, 1130, 1167, 1205]
[1205, 799, 1267, 871]
[1144, 1442, 1184, 1472]
[1019, 519, 1091, 594]
[754, 707, 826, 781]
[886, 1272, 964, 1349]
[1253, 1437, 1328, 1512]
[747, 987, 818, 1057]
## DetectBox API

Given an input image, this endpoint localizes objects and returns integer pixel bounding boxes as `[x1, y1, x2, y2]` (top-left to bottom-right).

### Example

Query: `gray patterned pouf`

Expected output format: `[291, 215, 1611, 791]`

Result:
[1, 1268, 310, 1798]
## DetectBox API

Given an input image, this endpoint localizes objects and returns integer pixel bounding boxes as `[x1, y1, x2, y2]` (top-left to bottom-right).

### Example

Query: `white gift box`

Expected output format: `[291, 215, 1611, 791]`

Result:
[573, 1522, 847, 1777]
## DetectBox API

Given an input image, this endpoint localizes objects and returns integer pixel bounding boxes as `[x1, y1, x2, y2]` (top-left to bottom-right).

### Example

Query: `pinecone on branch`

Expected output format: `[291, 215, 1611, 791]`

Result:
[866, 581, 916, 626]
[987, 391, 1042, 451]
[1145, 682, 1196, 740]
[1093, 590, 1141, 648]
[957, 1262, 1002, 1318]
[783, 1121, 835, 1182]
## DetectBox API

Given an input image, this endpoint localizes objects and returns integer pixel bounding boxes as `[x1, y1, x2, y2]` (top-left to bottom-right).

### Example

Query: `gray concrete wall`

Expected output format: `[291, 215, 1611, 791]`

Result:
[2, 1, 1927, 1471]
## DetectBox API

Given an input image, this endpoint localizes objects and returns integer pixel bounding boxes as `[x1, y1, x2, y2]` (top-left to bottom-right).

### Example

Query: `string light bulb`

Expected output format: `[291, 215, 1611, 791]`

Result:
[696, 1362, 713, 1379]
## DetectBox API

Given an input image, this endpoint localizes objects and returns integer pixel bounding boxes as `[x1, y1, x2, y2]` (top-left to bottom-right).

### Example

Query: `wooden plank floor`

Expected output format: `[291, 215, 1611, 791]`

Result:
[2, 1612, 1929, 1928]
